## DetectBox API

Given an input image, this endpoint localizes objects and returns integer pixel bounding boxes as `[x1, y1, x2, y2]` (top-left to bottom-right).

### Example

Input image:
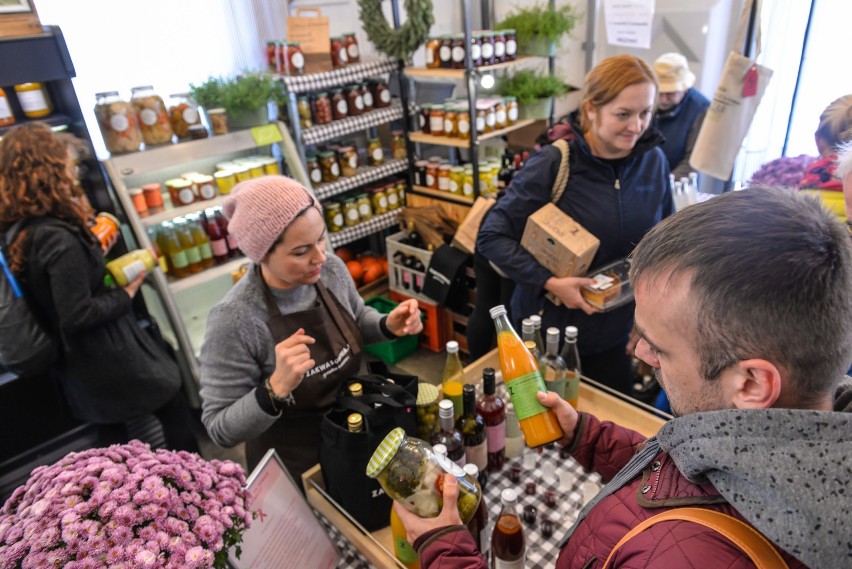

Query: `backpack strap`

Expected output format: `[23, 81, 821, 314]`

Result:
[601, 507, 789, 569]
[550, 139, 571, 204]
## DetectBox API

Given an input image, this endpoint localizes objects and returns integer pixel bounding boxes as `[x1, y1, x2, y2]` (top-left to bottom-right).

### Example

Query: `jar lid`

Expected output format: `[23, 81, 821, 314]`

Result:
[130, 85, 154, 92]
[142, 183, 161, 191]
[128, 188, 143, 196]
[97, 90, 119, 98]
[416, 382, 439, 406]
[451, 166, 464, 172]
[287, 41, 301, 46]
[318, 150, 336, 157]
[165, 178, 192, 189]
[214, 170, 235, 179]
[366, 427, 406, 478]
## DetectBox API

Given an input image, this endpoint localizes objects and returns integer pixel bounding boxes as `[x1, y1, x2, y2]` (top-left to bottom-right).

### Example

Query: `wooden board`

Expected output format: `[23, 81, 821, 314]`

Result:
[0, 13, 42, 38]
[405, 192, 471, 226]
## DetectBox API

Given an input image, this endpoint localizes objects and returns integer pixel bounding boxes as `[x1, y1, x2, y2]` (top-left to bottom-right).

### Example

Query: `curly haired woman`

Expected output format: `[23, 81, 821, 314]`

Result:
[0, 122, 199, 452]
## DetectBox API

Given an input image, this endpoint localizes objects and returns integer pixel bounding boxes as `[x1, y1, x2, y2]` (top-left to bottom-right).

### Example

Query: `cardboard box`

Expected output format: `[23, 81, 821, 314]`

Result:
[520, 203, 599, 278]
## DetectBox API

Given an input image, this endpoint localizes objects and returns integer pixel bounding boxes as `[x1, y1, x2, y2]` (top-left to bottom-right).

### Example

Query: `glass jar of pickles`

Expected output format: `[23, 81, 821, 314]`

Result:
[367, 138, 384, 166]
[94, 91, 142, 154]
[356, 192, 373, 222]
[505, 96, 518, 125]
[342, 197, 360, 227]
[386, 183, 401, 210]
[167, 93, 201, 139]
[475, 108, 486, 134]
[449, 166, 464, 195]
[463, 164, 474, 197]
[338, 146, 359, 177]
[391, 131, 406, 160]
[297, 95, 313, 128]
[130, 86, 173, 145]
[371, 187, 388, 214]
[306, 154, 322, 186]
[325, 202, 345, 232]
[319, 151, 340, 183]
[415, 382, 440, 441]
[494, 100, 507, 130]
[478, 161, 492, 194]
[314, 92, 333, 125]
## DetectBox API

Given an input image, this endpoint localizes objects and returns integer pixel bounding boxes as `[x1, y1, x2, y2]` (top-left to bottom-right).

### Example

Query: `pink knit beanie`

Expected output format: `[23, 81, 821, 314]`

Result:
[222, 175, 321, 263]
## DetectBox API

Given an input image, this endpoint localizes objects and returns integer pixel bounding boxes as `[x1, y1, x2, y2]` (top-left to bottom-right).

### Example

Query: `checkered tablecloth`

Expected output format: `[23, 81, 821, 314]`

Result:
[315, 510, 374, 569]
[328, 210, 400, 249]
[314, 158, 408, 201]
[280, 59, 400, 94]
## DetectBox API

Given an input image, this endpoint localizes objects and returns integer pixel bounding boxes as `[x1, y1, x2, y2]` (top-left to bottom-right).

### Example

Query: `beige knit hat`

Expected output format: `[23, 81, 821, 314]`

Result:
[654, 53, 696, 93]
[222, 175, 321, 263]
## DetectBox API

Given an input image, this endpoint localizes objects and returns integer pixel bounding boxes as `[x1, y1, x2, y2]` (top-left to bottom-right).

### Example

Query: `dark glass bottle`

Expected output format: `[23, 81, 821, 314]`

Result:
[214, 209, 241, 258]
[476, 367, 505, 472]
[491, 489, 525, 567]
[463, 463, 488, 553]
[456, 384, 487, 472]
[205, 209, 229, 265]
[430, 399, 465, 466]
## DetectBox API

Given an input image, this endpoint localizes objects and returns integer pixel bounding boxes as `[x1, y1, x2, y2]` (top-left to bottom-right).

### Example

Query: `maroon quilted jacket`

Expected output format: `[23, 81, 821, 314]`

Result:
[414, 413, 805, 569]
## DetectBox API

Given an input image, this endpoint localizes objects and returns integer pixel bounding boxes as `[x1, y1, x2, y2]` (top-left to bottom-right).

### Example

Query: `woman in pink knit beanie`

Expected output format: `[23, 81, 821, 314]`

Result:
[199, 175, 422, 478]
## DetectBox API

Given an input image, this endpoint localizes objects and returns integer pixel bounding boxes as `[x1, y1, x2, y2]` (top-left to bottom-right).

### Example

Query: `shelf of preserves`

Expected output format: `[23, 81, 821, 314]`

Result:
[167, 257, 248, 294]
[139, 197, 225, 227]
[410, 185, 474, 205]
[408, 119, 536, 148]
[403, 56, 540, 79]
[328, 210, 399, 249]
[278, 58, 399, 94]
[313, 158, 408, 200]
[301, 100, 413, 145]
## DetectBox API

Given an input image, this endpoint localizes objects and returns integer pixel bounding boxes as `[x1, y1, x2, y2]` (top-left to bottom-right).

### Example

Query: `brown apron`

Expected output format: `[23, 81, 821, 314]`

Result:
[246, 268, 363, 480]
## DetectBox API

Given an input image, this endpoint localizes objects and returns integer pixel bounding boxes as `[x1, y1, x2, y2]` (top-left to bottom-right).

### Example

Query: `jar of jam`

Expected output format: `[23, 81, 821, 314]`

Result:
[360, 83, 374, 112]
[342, 197, 360, 227]
[129, 188, 148, 217]
[451, 34, 466, 69]
[94, 91, 142, 154]
[391, 131, 406, 159]
[193, 174, 217, 201]
[213, 171, 236, 196]
[356, 192, 373, 222]
[0, 88, 14, 127]
[425, 36, 442, 69]
[438, 164, 451, 191]
[480, 32, 495, 66]
[319, 151, 340, 182]
[130, 86, 173, 146]
[475, 108, 486, 134]
[314, 92, 333, 125]
[344, 33, 360, 64]
[493, 31, 506, 63]
[386, 183, 401, 210]
[325, 202, 345, 232]
[450, 166, 465, 195]
[420, 104, 432, 133]
[286, 42, 305, 75]
[504, 29, 518, 61]
[167, 93, 201, 139]
[338, 146, 359, 177]
[485, 104, 496, 132]
[494, 100, 507, 130]
[306, 154, 323, 186]
[165, 178, 195, 206]
[443, 110, 458, 138]
[439, 36, 453, 68]
[370, 79, 392, 108]
[297, 95, 313, 128]
[426, 161, 439, 189]
[429, 106, 445, 136]
[457, 111, 471, 140]
[142, 183, 165, 212]
[505, 96, 519, 125]
[371, 187, 388, 214]
[414, 160, 429, 186]
[331, 89, 349, 121]
[330, 36, 349, 68]
[346, 84, 364, 117]
[469, 34, 483, 68]
[367, 138, 384, 166]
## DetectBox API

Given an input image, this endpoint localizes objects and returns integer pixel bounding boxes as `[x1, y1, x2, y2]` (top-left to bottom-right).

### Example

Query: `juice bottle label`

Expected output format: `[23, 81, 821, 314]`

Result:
[198, 242, 213, 260]
[394, 537, 419, 563]
[505, 371, 549, 421]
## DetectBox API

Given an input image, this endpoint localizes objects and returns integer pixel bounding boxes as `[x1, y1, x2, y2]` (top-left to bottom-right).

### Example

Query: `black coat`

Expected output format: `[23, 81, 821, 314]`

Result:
[22, 220, 180, 423]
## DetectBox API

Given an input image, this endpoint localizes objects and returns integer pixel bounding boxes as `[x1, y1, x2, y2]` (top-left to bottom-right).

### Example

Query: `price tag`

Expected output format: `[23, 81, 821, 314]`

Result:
[251, 124, 283, 146]
[742, 65, 759, 98]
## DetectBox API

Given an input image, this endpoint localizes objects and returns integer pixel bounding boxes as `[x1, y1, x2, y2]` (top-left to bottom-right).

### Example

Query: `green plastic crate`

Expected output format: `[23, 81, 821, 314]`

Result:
[363, 296, 419, 364]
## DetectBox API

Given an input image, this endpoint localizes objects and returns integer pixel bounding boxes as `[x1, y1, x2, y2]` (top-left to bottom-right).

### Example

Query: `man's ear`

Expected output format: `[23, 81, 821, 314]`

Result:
[727, 359, 782, 409]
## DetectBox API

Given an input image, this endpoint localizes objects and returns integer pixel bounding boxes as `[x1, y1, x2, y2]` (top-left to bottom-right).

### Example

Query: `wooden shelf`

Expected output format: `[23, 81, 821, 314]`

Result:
[167, 257, 248, 293]
[411, 185, 474, 205]
[408, 119, 536, 147]
[403, 56, 541, 79]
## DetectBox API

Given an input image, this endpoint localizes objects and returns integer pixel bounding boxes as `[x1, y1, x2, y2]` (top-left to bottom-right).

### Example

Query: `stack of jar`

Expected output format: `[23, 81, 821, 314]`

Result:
[148, 208, 242, 280]
[323, 178, 405, 233]
[424, 29, 517, 70]
[412, 156, 501, 197]
[265, 33, 360, 75]
[293, 78, 393, 129]
[94, 88, 207, 154]
[419, 96, 518, 138]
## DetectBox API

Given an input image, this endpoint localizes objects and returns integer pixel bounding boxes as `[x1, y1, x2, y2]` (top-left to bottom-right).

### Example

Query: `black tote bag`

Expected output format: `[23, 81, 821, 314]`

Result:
[319, 368, 418, 531]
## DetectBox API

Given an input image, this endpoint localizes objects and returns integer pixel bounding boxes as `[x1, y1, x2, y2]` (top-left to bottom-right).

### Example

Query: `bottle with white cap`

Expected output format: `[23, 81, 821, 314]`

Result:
[430, 399, 466, 466]
[540, 327, 566, 398]
[491, 488, 525, 568]
[442, 340, 465, 419]
[560, 326, 581, 408]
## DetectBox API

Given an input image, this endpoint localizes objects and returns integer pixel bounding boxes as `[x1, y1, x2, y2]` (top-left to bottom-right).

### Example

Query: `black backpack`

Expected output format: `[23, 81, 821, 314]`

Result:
[0, 219, 59, 377]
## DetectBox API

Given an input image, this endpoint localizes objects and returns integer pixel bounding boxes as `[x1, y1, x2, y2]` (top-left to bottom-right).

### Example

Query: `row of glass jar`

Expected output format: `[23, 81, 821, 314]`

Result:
[294, 79, 393, 129]
[420, 97, 519, 139]
[424, 29, 518, 70]
[324, 179, 406, 232]
[306, 135, 406, 186]
[94, 88, 205, 154]
[413, 156, 502, 196]
[0, 83, 55, 127]
[265, 33, 360, 75]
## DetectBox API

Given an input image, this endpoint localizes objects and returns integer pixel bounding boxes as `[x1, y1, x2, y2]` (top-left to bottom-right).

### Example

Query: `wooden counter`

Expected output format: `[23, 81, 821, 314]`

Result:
[302, 349, 668, 568]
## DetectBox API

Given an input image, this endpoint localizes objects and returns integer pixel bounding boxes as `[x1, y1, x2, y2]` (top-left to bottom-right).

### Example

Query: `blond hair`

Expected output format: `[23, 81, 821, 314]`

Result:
[816, 95, 852, 151]
[579, 55, 659, 133]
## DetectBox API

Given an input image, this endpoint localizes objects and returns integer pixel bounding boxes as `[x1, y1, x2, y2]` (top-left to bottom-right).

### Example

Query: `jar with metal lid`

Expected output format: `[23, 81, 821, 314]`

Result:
[503, 29, 518, 61]
[142, 183, 165, 211]
[395, 179, 406, 203]
[297, 95, 313, 128]
[425, 161, 439, 189]
[285, 42, 305, 75]
[306, 154, 322, 186]
[439, 36, 453, 68]
[493, 30, 506, 63]
[443, 110, 458, 138]
[504, 96, 518, 125]
[338, 146, 359, 177]
[214, 171, 236, 196]
[485, 104, 496, 133]
[319, 151, 340, 182]
[370, 78, 392, 108]
[494, 100, 507, 130]
[314, 92, 333, 125]
[330, 36, 349, 68]
[449, 166, 465, 195]
[386, 183, 401, 210]
[475, 108, 486, 134]
[478, 161, 493, 194]
[360, 83, 374, 112]
[258, 156, 281, 175]
[331, 89, 349, 121]
[367, 138, 384, 166]
[414, 160, 429, 186]
[0, 88, 13, 127]
[425, 36, 442, 69]
[325, 202, 345, 232]
[429, 106, 445, 136]
[391, 131, 406, 160]
[233, 165, 252, 183]
[420, 104, 432, 133]
[342, 197, 360, 227]
[129, 188, 149, 217]
[344, 33, 360, 63]
[167, 93, 201, 139]
[166, 178, 195, 206]
[14, 83, 53, 119]
[193, 174, 217, 201]
[356, 192, 373, 222]
[438, 164, 451, 191]
[480, 32, 495, 66]
[371, 187, 389, 214]
[130, 86, 173, 145]
[94, 91, 142, 154]
[415, 382, 441, 440]
[463, 164, 474, 197]
[451, 34, 466, 69]
[469, 34, 483, 68]
[457, 110, 471, 140]
[346, 84, 364, 117]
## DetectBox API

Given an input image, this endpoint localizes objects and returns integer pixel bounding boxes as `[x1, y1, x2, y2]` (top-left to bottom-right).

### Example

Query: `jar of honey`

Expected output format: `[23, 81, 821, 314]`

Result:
[429, 106, 445, 136]
[425, 36, 442, 69]
[438, 164, 451, 191]
[443, 111, 458, 138]
[505, 96, 519, 125]
[475, 108, 487, 134]
[494, 100, 507, 130]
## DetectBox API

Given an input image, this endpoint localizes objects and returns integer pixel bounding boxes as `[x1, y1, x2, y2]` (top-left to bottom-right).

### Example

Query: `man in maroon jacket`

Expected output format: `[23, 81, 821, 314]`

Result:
[396, 186, 852, 568]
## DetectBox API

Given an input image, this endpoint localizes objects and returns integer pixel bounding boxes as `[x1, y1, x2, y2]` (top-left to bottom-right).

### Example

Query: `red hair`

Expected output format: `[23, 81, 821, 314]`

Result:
[578, 55, 658, 133]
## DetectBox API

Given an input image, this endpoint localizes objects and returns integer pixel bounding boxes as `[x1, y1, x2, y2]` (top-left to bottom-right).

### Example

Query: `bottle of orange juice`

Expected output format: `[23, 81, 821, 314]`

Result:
[442, 340, 465, 420]
[390, 507, 421, 569]
[489, 305, 563, 448]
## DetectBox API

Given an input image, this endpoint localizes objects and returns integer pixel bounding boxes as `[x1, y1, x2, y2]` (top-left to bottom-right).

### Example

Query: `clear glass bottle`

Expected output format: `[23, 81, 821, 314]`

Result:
[456, 384, 487, 472]
[560, 326, 581, 408]
[430, 399, 466, 466]
[521, 319, 537, 359]
[541, 327, 567, 399]
[476, 367, 505, 472]
[490, 305, 563, 448]
[160, 222, 190, 279]
[529, 315, 545, 356]
[491, 489, 525, 568]
[442, 340, 465, 419]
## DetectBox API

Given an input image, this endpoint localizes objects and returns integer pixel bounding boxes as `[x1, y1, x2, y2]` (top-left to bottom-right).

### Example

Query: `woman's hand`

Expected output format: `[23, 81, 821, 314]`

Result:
[122, 270, 146, 299]
[385, 298, 423, 336]
[394, 475, 463, 544]
[268, 328, 316, 397]
[544, 276, 598, 315]
[537, 390, 580, 447]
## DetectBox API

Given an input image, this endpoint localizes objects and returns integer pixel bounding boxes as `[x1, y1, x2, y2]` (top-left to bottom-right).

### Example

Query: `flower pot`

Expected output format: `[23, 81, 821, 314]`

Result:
[521, 37, 556, 57]
[228, 105, 270, 129]
[518, 97, 553, 120]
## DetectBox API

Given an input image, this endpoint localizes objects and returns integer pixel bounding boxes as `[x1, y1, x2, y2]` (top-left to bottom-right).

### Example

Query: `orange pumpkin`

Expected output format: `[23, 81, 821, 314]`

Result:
[362, 263, 384, 284]
[346, 260, 364, 285]
[335, 247, 354, 262]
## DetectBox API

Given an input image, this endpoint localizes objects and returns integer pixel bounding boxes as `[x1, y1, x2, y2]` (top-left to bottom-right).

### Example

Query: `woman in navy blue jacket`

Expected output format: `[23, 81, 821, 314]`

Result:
[478, 55, 674, 394]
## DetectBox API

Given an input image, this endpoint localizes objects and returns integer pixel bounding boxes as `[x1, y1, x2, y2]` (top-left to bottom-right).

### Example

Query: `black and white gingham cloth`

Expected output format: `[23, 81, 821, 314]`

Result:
[328, 210, 400, 249]
[315, 510, 373, 569]
[302, 100, 416, 146]
[280, 59, 400, 94]
[314, 158, 408, 201]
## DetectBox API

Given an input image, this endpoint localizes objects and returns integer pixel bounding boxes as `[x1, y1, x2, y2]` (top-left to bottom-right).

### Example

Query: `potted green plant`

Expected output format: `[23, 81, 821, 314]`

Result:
[495, 3, 579, 56]
[497, 70, 571, 120]
[191, 72, 284, 130]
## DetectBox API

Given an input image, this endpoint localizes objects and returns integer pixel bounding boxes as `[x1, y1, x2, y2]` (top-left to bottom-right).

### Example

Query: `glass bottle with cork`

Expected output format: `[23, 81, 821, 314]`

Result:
[476, 367, 505, 472]
[442, 340, 465, 419]
[540, 327, 567, 398]
[456, 384, 487, 472]
[491, 488, 525, 568]
[430, 399, 466, 466]
[561, 326, 581, 408]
